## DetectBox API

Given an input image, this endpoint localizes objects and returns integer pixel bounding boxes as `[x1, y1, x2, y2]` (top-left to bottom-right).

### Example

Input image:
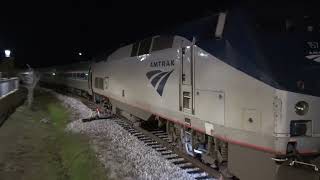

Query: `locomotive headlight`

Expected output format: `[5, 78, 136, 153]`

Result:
[294, 101, 309, 116]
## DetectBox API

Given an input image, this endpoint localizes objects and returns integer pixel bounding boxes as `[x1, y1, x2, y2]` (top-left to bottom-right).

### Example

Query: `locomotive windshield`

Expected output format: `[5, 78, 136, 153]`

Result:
[255, 16, 320, 33]
[169, 5, 320, 96]
[193, 6, 320, 97]
[240, 8, 320, 96]
[250, 13, 320, 96]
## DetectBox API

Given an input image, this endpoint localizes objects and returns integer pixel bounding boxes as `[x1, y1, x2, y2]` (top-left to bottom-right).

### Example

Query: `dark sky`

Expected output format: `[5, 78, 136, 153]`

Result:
[0, 1, 317, 68]
[0, 0, 227, 68]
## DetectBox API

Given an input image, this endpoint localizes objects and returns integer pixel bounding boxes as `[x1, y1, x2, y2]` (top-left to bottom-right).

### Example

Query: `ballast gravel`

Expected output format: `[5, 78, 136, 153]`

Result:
[67, 119, 195, 180]
[45, 88, 196, 180]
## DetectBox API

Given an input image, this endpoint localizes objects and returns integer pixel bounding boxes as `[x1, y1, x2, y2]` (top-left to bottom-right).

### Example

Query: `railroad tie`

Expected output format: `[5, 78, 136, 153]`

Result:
[156, 149, 167, 152]
[187, 169, 203, 174]
[195, 176, 214, 180]
[166, 156, 180, 160]
[150, 130, 164, 133]
[161, 152, 173, 156]
[173, 160, 189, 165]
[142, 139, 154, 143]
[153, 132, 168, 136]
[180, 165, 195, 169]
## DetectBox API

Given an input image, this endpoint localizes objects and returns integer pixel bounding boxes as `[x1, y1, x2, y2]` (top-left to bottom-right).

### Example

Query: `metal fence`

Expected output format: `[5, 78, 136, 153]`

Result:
[0, 77, 19, 99]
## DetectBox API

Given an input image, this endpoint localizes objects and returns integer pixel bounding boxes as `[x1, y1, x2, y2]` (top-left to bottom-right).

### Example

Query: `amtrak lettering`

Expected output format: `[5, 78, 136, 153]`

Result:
[150, 60, 175, 67]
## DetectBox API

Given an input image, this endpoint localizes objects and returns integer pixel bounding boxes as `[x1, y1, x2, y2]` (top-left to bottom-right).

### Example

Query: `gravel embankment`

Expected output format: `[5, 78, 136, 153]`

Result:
[45, 88, 195, 180]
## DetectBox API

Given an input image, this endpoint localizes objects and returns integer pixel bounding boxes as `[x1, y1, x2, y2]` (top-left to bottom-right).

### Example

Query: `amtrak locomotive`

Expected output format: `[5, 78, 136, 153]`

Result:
[40, 7, 320, 180]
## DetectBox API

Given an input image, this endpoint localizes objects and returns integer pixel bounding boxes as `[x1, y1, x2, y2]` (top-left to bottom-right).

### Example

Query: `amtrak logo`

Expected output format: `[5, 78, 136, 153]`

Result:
[146, 70, 174, 96]
[305, 54, 320, 63]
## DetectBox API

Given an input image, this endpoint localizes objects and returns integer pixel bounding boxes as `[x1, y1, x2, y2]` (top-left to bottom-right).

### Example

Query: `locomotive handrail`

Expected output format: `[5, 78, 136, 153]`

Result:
[289, 160, 319, 172]
[0, 77, 19, 99]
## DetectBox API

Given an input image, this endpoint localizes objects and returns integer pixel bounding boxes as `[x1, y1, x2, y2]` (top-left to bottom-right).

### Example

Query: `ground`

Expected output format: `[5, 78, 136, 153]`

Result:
[0, 89, 108, 180]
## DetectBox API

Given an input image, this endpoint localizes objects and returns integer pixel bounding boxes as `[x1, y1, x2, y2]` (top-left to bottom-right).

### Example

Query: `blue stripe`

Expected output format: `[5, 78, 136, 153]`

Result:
[156, 70, 173, 96]
[146, 70, 162, 79]
[151, 72, 168, 87]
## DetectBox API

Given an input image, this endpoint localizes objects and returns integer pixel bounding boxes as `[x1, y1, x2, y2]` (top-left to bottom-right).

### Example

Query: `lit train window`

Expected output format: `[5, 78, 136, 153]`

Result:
[137, 38, 152, 56]
[95, 77, 99, 88]
[99, 78, 104, 90]
[131, 42, 139, 57]
[104, 77, 109, 89]
[80, 73, 86, 80]
[151, 36, 173, 52]
[94, 77, 104, 90]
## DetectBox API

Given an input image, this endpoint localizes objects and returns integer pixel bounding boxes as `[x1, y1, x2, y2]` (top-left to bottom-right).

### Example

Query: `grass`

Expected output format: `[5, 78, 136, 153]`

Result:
[0, 89, 108, 180]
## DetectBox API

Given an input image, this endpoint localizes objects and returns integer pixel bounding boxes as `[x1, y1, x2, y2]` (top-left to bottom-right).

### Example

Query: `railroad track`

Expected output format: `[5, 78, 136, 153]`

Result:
[76, 97, 222, 180]
[113, 118, 220, 180]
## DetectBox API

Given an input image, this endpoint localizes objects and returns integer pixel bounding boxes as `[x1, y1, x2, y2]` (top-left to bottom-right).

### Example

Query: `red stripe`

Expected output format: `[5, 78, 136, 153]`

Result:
[94, 92, 317, 156]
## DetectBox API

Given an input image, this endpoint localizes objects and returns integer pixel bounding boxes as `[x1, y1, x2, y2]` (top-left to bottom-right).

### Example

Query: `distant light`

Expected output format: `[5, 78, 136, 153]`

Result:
[52, 72, 56, 76]
[78, 52, 82, 56]
[85, 73, 88, 76]
[4, 50, 11, 58]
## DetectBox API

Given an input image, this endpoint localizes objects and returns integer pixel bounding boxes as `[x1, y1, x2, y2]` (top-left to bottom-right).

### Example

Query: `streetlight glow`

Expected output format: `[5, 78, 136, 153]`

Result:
[78, 52, 82, 56]
[4, 50, 11, 58]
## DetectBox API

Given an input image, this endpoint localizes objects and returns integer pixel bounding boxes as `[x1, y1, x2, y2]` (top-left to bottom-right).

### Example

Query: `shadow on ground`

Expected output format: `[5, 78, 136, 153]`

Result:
[0, 89, 108, 180]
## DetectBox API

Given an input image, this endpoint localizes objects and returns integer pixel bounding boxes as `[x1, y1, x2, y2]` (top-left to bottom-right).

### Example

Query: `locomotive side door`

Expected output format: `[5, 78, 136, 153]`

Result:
[180, 45, 195, 114]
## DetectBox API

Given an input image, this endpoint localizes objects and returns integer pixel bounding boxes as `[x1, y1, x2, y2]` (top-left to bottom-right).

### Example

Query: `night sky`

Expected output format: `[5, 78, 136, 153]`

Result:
[0, 1, 317, 68]
[0, 0, 221, 68]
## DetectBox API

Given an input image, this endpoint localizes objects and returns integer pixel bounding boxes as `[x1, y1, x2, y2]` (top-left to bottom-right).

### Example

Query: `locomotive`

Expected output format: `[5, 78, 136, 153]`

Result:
[40, 7, 320, 180]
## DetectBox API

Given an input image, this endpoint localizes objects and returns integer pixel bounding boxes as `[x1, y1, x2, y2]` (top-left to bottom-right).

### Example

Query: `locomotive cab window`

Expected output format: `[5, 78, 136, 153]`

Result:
[151, 36, 174, 52]
[131, 42, 139, 57]
[137, 38, 152, 56]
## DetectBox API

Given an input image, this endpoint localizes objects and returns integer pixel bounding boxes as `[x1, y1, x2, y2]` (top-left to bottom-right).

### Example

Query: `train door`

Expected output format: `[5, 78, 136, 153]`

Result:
[180, 46, 195, 114]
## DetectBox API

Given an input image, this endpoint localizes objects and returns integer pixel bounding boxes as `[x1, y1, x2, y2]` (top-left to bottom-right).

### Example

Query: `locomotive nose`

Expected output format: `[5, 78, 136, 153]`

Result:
[275, 90, 320, 136]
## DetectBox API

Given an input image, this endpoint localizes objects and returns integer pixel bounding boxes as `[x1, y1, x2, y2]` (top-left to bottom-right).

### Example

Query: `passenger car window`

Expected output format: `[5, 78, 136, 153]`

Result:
[151, 36, 173, 52]
[98, 78, 104, 90]
[94, 77, 104, 90]
[104, 77, 109, 89]
[95, 77, 99, 88]
[137, 38, 152, 56]
[80, 73, 86, 80]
